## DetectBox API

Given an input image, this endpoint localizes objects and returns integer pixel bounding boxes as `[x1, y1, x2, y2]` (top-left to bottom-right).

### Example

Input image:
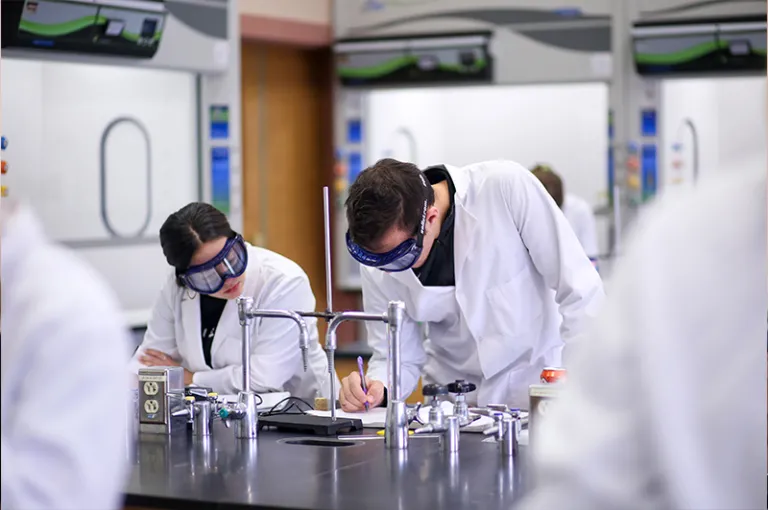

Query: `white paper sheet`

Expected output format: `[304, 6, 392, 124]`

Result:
[307, 408, 388, 428]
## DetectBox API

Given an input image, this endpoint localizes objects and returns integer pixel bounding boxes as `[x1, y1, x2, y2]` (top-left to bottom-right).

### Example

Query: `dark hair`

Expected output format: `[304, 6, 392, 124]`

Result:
[345, 158, 435, 250]
[159, 202, 235, 285]
[531, 164, 564, 208]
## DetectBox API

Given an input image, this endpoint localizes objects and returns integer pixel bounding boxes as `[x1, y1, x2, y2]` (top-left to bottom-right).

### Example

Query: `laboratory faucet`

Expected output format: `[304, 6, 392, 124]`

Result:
[219, 296, 310, 439]
[414, 415, 460, 453]
[325, 300, 409, 450]
[173, 393, 220, 436]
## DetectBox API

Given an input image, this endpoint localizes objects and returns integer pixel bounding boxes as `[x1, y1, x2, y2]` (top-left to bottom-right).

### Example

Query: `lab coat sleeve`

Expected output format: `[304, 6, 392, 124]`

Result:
[517, 286, 654, 510]
[360, 268, 425, 399]
[501, 166, 604, 346]
[0, 303, 131, 510]
[192, 273, 318, 393]
[127, 277, 180, 374]
[519, 168, 768, 510]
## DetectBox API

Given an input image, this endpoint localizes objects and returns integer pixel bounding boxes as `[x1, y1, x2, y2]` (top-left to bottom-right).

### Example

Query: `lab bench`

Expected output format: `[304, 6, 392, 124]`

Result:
[123, 422, 527, 510]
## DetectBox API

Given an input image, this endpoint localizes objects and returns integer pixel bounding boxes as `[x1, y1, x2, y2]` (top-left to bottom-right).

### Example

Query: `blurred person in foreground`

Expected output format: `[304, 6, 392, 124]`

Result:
[531, 164, 599, 268]
[518, 165, 766, 510]
[1, 200, 132, 509]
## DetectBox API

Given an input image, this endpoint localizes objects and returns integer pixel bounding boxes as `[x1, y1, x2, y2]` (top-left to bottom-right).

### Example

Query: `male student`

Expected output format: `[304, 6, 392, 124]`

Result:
[338, 158, 604, 411]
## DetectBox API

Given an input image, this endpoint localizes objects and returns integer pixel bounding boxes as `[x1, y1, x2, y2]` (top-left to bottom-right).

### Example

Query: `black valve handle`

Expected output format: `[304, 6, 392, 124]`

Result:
[422, 384, 449, 397]
[447, 379, 477, 394]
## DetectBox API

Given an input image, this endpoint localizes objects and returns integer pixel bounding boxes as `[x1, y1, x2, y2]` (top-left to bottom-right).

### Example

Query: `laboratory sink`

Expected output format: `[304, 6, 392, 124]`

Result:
[279, 437, 362, 448]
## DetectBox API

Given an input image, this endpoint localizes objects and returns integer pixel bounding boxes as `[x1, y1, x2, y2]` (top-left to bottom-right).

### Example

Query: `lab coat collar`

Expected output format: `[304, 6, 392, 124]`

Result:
[443, 164, 471, 203]
[443, 165, 477, 285]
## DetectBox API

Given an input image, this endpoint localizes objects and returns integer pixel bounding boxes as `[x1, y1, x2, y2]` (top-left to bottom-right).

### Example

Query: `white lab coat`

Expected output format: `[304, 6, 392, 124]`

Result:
[363, 160, 605, 409]
[518, 167, 766, 510]
[129, 244, 337, 401]
[1, 204, 131, 510]
[561, 194, 599, 260]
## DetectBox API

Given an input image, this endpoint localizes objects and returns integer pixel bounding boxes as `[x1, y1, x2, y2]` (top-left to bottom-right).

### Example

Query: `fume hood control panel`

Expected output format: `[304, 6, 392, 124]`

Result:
[632, 16, 767, 75]
[2, 0, 166, 58]
[334, 33, 493, 87]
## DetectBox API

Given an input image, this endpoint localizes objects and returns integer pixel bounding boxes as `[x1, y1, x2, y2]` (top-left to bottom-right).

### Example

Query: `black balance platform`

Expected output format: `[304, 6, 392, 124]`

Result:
[258, 414, 363, 436]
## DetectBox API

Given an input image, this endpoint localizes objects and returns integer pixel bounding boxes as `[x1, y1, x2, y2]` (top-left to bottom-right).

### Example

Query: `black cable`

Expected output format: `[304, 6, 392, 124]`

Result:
[261, 396, 314, 417]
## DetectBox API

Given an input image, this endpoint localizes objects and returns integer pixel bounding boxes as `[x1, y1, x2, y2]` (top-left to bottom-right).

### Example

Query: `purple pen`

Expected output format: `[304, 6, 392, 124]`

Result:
[357, 355, 369, 411]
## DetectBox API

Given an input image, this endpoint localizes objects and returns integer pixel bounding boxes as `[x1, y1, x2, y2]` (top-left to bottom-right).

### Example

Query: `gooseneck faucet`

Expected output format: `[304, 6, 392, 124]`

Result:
[219, 296, 309, 438]
[325, 300, 408, 450]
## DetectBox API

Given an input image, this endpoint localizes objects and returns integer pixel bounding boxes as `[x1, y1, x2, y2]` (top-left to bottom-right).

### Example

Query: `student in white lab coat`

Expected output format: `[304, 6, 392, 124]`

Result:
[1, 201, 131, 509]
[518, 166, 766, 510]
[531, 164, 599, 266]
[129, 202, 335, 401]
[338, 159, 604, 411]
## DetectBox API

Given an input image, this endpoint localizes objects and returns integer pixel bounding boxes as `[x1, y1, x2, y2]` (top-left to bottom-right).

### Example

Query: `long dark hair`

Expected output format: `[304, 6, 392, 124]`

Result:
[159, 202, 235, 286]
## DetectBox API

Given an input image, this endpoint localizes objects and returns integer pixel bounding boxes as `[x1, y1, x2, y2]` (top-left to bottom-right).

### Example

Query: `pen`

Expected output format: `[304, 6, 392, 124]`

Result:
[357, 356, 369, 411]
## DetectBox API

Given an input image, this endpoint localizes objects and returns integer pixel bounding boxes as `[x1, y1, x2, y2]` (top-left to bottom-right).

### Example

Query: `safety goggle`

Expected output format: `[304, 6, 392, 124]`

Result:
[346, 176, 429, 272]
[179, 235, 248, 294]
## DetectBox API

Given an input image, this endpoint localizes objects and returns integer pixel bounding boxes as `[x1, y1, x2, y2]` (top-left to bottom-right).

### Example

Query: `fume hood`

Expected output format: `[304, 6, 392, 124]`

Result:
[632, 17, 766, 75]
[2, 0, 167, 58]
[630, 0, 766, 75]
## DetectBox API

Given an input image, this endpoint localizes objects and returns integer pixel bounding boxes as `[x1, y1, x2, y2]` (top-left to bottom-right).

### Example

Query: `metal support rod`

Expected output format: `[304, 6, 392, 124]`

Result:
[386, 302, 405, 402]
[384, 301, 407, 450]
[323, 186, 333, 315]
[237, 297, 254, 392]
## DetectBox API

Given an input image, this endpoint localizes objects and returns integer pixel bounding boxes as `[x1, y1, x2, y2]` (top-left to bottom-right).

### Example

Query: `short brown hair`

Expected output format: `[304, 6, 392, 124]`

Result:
[345, 158, 434, 250]
[531, 164, 564, 208]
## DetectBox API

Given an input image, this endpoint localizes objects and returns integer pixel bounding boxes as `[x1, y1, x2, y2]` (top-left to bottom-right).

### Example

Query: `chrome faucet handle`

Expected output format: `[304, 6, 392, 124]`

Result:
[447, 379, 476, 426]
[406, 402, 423, 426]
[172, 396, 196, 420]
[218, 402, 245, 423]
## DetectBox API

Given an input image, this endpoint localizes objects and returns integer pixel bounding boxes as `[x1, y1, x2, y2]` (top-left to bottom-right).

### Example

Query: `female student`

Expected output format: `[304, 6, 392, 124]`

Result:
[129, 202, 335, 400]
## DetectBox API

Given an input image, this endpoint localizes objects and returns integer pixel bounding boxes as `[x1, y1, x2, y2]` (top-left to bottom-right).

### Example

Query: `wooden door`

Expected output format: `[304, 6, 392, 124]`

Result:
[241, 42, 331, 315]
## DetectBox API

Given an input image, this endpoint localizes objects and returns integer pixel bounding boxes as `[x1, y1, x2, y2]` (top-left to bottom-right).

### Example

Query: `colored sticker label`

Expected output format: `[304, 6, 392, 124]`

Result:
[348, 152, 363, 183]
[347, 119, 362, 144]
[641, 109, 657, 137]
[211, 147, 230, 214]
[210, 105, 229, 140]
[641, 144, 658, 201]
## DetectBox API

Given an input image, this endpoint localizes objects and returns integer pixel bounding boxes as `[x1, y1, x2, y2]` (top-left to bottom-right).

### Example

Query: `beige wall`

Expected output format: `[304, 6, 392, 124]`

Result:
[239, 0, 331, 25]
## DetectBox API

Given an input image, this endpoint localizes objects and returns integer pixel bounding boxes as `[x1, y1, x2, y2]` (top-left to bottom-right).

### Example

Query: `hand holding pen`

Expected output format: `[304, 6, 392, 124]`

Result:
[338, 359, 386, 413]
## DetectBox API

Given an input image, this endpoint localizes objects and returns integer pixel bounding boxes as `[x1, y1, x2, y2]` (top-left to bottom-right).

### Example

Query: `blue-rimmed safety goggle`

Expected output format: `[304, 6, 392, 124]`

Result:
[346, 196, 428, 272]
[179, 235, 248, 294]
